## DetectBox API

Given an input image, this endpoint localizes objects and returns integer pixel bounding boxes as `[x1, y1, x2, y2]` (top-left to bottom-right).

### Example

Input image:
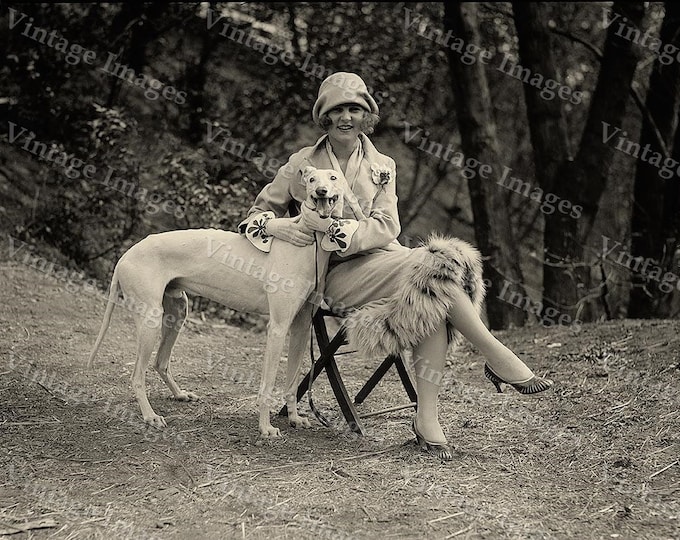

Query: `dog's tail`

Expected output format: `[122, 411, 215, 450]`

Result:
[87, 264, 120, 369]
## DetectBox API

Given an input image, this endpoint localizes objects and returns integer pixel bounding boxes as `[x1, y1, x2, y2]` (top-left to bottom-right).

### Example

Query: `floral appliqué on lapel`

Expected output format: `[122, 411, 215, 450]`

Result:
[370, 163, 392, 192]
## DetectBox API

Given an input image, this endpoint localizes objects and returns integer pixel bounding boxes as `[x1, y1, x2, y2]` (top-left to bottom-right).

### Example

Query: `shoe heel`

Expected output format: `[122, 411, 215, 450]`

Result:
[484, 364, 504, 393]
[411, 419, 454, 461]
[484, 363, 554, 395]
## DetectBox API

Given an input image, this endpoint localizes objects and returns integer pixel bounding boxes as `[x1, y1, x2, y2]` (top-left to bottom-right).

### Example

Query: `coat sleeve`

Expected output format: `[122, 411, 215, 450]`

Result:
[238, 153, 301, 252]
[321, 158, 401, 257]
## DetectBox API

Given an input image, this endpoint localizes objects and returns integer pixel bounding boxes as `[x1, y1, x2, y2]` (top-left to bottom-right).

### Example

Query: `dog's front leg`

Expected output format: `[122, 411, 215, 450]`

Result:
[258, 317, 290, 438]
[286, 303, 313, 429]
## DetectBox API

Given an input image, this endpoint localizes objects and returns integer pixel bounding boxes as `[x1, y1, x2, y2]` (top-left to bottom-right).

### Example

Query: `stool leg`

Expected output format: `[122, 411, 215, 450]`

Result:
[325, 356, 366, 435]
[277, 322, 347, 417]
[394, 354, 418, 406]
[354, 356, 396, 405]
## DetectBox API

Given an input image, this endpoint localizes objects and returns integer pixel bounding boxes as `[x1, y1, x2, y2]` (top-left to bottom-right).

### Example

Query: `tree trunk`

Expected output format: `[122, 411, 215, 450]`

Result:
[512, 2, 573, 193]
[628, 2, 680, 318]
[543, 1, 644, 322]
[187, 33, 219, 143]
[444, 2, 528, 330]
[106, 2, 167, 107]
[658, 127, 680, 316]
[512, 1, 576, 325]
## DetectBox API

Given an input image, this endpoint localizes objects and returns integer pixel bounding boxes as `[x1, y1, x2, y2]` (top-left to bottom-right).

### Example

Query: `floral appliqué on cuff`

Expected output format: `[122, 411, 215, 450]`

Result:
[371, 163, 392, 191]
[238, 211, 275, 253]
[321, 219, 359, 253]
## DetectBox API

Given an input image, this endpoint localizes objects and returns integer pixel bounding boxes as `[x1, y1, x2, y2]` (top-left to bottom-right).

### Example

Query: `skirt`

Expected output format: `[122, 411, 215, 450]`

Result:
[324, 244, 421, 311]
[321, 236, 486, 359]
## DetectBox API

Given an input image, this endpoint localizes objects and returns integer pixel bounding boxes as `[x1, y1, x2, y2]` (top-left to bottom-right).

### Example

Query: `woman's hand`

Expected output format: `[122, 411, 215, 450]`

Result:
[300, 204, 335, 233]
[265, 217, 315, 247]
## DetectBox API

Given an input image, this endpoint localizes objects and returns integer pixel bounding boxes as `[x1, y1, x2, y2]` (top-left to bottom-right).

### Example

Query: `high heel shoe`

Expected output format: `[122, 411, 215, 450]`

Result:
[411, 419, 454, 461]
[484, 363, 554, 395]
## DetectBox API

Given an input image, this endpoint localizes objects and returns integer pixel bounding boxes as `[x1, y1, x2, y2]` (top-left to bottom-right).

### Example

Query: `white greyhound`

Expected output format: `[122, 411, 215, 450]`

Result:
[88, 166, 354, 438]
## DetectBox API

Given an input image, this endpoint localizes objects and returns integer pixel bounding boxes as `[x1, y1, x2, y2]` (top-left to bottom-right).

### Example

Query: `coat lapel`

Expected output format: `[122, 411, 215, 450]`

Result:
[354, 134, 393, 216]
[293, 134, 393, 219]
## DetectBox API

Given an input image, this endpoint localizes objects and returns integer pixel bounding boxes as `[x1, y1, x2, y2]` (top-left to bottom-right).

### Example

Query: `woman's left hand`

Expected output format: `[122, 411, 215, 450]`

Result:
[300, 204, 335, 233]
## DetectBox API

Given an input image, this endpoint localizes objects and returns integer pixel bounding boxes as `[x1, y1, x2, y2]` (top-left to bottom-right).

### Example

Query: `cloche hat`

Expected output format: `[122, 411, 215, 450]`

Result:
[312, 72, 379, 125]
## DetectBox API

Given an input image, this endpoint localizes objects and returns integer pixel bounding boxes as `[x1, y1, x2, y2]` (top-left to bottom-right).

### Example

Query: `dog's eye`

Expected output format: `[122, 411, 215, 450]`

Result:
[309, 177, 315, 183]
[330, 176, 337, 181]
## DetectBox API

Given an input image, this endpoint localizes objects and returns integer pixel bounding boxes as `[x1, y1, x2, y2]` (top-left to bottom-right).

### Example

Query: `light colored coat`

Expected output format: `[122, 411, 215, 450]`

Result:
[240, 133, 486, 358]
[240, 133, 402, 258]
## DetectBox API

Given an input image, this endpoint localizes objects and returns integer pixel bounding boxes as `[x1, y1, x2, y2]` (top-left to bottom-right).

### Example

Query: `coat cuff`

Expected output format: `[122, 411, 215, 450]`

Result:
[321, 218, 359, 253]
[238, 211, 276, 253]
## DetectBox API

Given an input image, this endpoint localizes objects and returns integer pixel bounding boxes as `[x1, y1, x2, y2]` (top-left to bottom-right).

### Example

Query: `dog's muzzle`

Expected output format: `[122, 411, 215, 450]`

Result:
[311, 194, 339, 219]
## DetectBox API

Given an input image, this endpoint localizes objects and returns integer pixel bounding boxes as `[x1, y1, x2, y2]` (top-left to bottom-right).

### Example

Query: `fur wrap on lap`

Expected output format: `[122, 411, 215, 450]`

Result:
[345, 235, 486, 359]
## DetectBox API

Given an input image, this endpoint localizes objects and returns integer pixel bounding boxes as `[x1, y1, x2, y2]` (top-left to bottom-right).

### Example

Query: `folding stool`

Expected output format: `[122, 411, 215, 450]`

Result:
[278, 307, 418, 435]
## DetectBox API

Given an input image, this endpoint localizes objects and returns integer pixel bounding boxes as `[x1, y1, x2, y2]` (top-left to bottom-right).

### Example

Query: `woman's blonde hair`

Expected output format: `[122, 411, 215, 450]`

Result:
[318, 110, 380, 135]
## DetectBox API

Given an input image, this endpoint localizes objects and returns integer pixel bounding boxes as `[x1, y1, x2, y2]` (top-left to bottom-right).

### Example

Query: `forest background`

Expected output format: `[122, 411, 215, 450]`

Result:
[1, 1, 679, 332]
[2, 4, 680, 538]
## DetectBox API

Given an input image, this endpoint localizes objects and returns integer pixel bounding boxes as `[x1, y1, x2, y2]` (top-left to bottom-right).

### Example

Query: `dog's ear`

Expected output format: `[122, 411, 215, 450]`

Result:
[301, 166, 316, 183]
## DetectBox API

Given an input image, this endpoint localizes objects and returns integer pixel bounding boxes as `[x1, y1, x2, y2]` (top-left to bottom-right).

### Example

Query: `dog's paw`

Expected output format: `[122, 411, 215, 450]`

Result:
[172, 391, 199, 402]
[259, 425, 282, 438]
[289, 415, 311, 429]
[144, 414, 167, 429]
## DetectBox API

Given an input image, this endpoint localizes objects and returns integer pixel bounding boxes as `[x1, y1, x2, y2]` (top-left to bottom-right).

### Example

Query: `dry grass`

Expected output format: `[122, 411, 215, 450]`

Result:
[1, 257, 679, 540]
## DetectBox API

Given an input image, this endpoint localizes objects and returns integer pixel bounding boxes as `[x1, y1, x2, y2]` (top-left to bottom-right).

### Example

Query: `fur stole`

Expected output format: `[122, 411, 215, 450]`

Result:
[345, 234, 486, 358]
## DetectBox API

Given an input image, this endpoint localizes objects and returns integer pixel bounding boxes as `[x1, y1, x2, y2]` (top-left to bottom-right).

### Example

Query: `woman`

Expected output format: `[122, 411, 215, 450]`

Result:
[239, 72, 553, 460]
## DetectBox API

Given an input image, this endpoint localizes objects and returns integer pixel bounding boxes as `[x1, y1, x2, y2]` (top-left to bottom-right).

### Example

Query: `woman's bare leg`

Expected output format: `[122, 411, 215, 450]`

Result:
[448, 288, 534, 383]
[412, 323, 449, 444]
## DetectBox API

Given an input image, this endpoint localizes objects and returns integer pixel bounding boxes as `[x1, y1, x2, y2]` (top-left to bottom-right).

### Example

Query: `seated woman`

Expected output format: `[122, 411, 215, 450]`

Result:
[239, 71, 553, 460]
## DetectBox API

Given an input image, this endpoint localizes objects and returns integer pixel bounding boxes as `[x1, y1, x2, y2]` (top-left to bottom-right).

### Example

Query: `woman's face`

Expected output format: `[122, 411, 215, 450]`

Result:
[326, 104, 365, 144]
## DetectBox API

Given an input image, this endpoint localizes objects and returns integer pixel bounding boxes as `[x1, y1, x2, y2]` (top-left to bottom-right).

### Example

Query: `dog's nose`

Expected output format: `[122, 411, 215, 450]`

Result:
[315, 186, 328, 197]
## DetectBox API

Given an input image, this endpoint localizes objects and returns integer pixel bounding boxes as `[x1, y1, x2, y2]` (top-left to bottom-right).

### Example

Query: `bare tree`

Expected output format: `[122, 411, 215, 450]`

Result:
[444, 2, 528, 330]
[514, 1, 645, 322]
[628, 2, 680, 318]
[512, 2, 573, 324]
[106, 2, 170, 107]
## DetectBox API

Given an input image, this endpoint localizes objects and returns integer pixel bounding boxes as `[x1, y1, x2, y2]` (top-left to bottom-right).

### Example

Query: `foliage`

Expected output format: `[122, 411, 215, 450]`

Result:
[157, 143, 253, 231]
[11, 104, 138, 266]
[1, 2, 677, 326]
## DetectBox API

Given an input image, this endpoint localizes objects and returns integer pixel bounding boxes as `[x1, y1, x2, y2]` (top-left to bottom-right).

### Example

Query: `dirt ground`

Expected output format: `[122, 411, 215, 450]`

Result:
[1, 249, 679, 540]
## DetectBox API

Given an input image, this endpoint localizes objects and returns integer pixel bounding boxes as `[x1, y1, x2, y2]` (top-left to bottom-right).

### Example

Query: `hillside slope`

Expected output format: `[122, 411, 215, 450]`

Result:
[1, 241, 679, 539]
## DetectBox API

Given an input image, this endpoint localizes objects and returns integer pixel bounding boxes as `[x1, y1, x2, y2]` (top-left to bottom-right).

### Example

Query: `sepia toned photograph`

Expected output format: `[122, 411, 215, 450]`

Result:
[0, 2, 678, 539]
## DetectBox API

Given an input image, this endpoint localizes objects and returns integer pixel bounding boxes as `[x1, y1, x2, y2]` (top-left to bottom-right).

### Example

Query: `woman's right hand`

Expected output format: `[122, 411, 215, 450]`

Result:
[266, 217, 315, 247]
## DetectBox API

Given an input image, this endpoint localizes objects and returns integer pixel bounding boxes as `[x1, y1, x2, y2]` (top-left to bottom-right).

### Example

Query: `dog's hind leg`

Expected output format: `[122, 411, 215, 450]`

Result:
[131, 307, 166, 428]
[154, 291, 199, 403]
[285, 303, 313, 429]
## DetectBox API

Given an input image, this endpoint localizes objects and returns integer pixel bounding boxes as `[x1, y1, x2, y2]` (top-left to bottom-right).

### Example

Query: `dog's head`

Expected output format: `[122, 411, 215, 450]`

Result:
[301, 166, 344, 219]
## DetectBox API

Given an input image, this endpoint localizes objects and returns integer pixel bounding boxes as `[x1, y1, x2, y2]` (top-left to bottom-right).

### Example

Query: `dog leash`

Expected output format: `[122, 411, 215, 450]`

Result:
[307, 232, 331, 428]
